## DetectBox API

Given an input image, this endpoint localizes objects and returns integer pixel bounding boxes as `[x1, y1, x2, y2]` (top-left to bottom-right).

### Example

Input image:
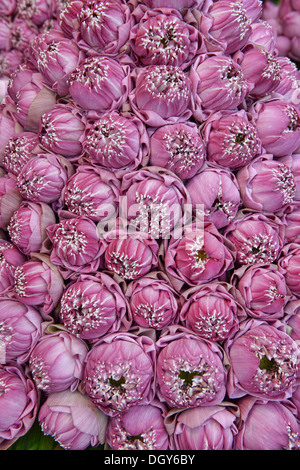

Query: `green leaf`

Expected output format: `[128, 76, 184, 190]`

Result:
[8, 419, 62, 451]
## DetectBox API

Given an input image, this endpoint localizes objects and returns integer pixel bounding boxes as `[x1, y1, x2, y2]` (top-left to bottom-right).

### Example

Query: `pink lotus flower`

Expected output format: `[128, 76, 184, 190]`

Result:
[223, 210, 285, 266]
[16, 0, 52, 26]
[29, 330, 88, 393]
[46, 216, 107, 278]
[272, 56, 300, 97]
[284, 299, 300, 342]
[0, 101, 23, 153]
[126, 272, 179, 329]
[231, 263, 289, 320]
[236, 155, 296, 213]
[156, 325, 227, 408]
[142, 0, 204, 7]
[129, 64, 192, 127]
[39, 103, 86, 158]
[179, 282, 246, 342]
[0, 297, 42, 364]
[0, 240, 27, 294]
[0, 363, 39, 450]
[38, 389, 108, 450]
[245, 19, 277, 53]
[10, 18, 38, 54]
[62, 165, 120, 223]
[235, 396, 300, 450]
[59, 272, 131, 342]
[250, 99, 300, 157]
[106, 402, 170, 450]
[7, 201, 56, 256]
[84, 332, 156, 416]
[129, 8, 202, 68]
[203, 110, 262, 170]
[68, 56, 130, 112]
[278, 242, 300, 297]
[0, 0, 16, 15]
[278, 154, 300, 205]
[0, 50, 23, 78]
[58, 0, 82, 38]
[225, 319, 300, 400]
[1, 131, 42, 176]
[166, 403, 239, 450]
[120, 167, 191, 239]
[0, 174, 23, 230]
[283, 206, 300, 244]
[186, 166, 241, 229]
[16, 153, 74, 206]
[149, 122, 205, 180]
[0, 18, 11, 51]
[13, 255, 65, 318]
[77, 0, 133, 56]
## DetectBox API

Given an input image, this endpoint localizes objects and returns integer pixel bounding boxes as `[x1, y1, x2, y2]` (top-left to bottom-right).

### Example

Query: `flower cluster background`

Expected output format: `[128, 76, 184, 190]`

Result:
[0, 0, 300, 451]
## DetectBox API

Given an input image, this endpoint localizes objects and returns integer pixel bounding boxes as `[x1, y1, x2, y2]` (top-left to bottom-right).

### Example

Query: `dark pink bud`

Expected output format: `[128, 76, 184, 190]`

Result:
[58, 0, 82, 37]
[0, 0, 16, 15]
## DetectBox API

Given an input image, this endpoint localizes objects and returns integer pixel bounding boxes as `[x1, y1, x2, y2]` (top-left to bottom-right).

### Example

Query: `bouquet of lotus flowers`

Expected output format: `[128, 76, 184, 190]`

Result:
[1, 0, 300, 452]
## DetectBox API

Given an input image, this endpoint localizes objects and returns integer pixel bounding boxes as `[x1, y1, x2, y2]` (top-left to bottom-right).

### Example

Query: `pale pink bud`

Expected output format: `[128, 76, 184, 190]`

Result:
[282, 10, 300, 38]
[149, 122, 205, 180]
[0, 240, 27, 294]
[186, 167, 241, 229]
[129, 64, 192, 126]
[0, 0, 16, 15]
[235, 396, 300, 450]
[156, 325, 227, 408]
[290, 36, 300, 62]
[261, 0, 280, 21]
[29, 330, 88, 393]
[0, 175, 23, 230]
[7, 201, 56, 256]
[68, 56, 130, 112]
[84, 332, 156, 416]
[1, 132, 42, 176]
[39, 103, 85, 158]
[16, 0, 52, 26]
[278, 242, 300, 297]
[245, 20, 277, 53]
[0, 363, 38, 449]
[83, 111, 149, 177]
[10, 18, 38, 54]
[59, 272, 130, 342]
[225, 319, 300, 400]
[38, 389, 108, 450]
[106, 402, 170, 450]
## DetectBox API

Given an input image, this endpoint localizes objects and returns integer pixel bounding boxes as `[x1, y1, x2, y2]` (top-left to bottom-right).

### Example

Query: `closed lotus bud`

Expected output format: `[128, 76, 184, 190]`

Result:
[285, 299, 300, 341]
[0, 240, 27, 294]
[179, 282, 246, 342]
[126, 273, 179, 329]
[46, 216, 107, 278]
[235, 396, 300, 450]
[59, 0, 82, 37]
[278, 242, 300, 297]
[62, 165, 120, 222]
[203, 111, 262, 170]
[17, 154, 74, 205]
[0, 175, 23, 230]
[1, 132, 42, 176]
[272, 56, 300, 97]
[165, 222, 235, 289]
[250, 100, 300, 157]
[0, 0, 16, 15]
[232, 263, 289, 320]
[59, 272, 130, 342]
[84, 332, 156, 417]
[129, 64, 192, 127]
[186, 167, 241, 229]
[225, 319, 300, 400]
[0, 101, 23, 153]
[149, 122, 205, 180]
[38, 389, 108, 450]
[83, 111, 149, 177]
[106, 402, 170, 450]
[290, 36, 300, 62]
[166, 403, 238, 450]
[284, 206, 300, 243]
[10, 18, 38, 54]
[7, 201, 56, 256]
[129, 8, 202, 68]
[68, 56, 130, 112]
[223, 211, 285, 266]
[0, 50, 23, 78]
[0, 363, 38, 449]
[78, 0, 132, 56]
[237, 155, 296, 213]
[16, 0, 52, 26]
[156, 325, 227, 409]
[282, 10, 300, 39]
[278, 155, 300, 205]
[29, 330, 88, 393]
[0, 18, 11, 51]
[245, 20, 277, 53]
[142, 0, 204, 8]
[39, 103, 85, 158]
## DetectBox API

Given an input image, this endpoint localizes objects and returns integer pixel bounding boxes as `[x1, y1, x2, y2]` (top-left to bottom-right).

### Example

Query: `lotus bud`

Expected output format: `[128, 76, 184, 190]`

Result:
[59, 272, 130, 342]
[38, 389, 108, 450]
[278, 242, 300, 297]
[156, 325, 227, 409]
[149, 122, 205, 180]
[203, 110, 261, 170]
[0, 175, 23, 230]
[142, 0, 204, 8]
[278, 155, 300, 205]
[235, 396, 300, 450]
[272, 56, 300, 97]
[39, 103, 85, 158]
[284, 206, 300, 243]
[0, 0, 16, 15]
[0, 78, 8, 105]
[0, 18, 11, 51]
[129, 64, 192, 127]
[29, 330, 88, 393]
[223, 211, 285, 266]
[231, 263, 289, 320]
[186, 167, 241, 229]
[7, 201, 56, 256]
[16, 0, 52, 26]
[68, 56, 130, 112]
[284, 299, 300, 341]
[225, 319, 300, 400]
[290, 36, 300, 62]
[84, 332, 156, 416]
[10, 18, 38, 54]
[0, 363, 38, 449]
[1, 132, 42, 176]
[0, 240, 27, 294]
[58, 0, 82, 37]
[0, 50, 24, 78]
[126, 273, 179, 329]
[245, 20, 277, 53]
[0, 101, 23, 153]
[106, 402, 170, 450]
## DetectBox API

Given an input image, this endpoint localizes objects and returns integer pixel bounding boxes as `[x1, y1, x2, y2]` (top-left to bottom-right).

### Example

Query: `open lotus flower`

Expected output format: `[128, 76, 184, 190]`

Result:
[0, 240, 27, 294]
[38, 389, 108, 450]
[84, 332, 156, 417]
[1, 131, 43, 176]
[278, 242, 300, 297]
